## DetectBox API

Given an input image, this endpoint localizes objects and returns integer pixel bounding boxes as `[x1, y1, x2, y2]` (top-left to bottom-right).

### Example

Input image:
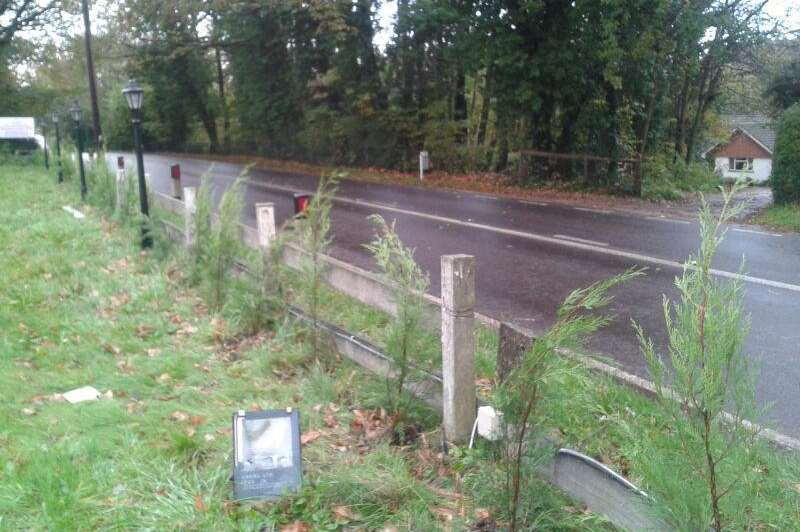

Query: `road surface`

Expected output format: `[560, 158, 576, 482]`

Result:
[108, 152, 800, 437]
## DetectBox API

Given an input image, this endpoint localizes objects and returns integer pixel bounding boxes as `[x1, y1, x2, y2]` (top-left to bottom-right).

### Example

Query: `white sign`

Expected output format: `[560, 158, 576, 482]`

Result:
[0, 117, 35, 139]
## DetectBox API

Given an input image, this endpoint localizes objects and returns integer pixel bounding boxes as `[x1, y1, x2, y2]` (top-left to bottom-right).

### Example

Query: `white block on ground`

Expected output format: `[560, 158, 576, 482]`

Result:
[62, 206, 85, 219]
[477, 405, 503, 441]
[62, 386, 101, 404]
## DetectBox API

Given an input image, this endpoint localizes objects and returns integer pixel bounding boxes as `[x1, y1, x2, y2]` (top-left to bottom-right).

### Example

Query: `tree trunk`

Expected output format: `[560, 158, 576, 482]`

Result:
[476, 62, 494, 146]
[215, 46, 229, 151]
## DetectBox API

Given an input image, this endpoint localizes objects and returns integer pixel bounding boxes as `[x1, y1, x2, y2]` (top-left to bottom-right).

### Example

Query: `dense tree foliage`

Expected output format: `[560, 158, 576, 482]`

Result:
[771, 103, 800, 205]
[1, 0, 788, 192]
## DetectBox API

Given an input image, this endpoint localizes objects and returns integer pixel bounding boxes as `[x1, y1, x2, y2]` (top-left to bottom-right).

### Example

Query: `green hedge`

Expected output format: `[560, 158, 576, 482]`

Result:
[771, 104, 800, 205]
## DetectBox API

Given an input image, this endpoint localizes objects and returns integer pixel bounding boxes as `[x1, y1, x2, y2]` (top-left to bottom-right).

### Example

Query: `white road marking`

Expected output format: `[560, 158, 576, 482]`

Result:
[329, 195, 800, 294]
[130, 164, 800, 294]
[732, 228, 782, 237]
[522, 200, 550, 207]
[646, 216, 692, 225]
[574, 207, 612, 215]
[553, 234, 609, 247]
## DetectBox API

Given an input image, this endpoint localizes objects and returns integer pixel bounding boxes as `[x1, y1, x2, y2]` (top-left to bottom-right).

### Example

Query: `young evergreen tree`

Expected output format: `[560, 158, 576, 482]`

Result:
[634, 183, 761, 531]
[293, 174, 338, 358]
[496, 268, 642, 531]
[365, 215, 429, 421]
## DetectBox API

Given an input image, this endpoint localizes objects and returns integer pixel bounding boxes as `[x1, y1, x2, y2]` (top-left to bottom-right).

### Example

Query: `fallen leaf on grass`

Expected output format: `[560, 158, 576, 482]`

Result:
[102, 343, 122, 356]
[146, 348, 160, 358]
[324, 413, 338, 428]
[169, 411, 189, 422]
[21, 407, 36, 416]
[331, 505, 355, 522]
[433, 507, 455, 522]
[194, 494, 206, 511]
[301, 430, 325, 445]
[280, 521, 311, 532]
[135, 324, 155, 339]
[157, 373, 171, 383]
[178, 324, 198, 336]
[109, 293, 130, 308]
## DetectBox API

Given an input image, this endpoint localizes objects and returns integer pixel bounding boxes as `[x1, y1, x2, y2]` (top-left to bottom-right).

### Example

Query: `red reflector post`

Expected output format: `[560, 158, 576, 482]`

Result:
[170, 164, 181, 179]
[293, 194, 311, 216]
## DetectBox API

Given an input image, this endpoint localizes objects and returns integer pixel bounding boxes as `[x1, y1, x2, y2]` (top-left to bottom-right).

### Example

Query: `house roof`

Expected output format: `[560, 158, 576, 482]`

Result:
[701, 113, 777, 157]
[726, 113, 776, 153]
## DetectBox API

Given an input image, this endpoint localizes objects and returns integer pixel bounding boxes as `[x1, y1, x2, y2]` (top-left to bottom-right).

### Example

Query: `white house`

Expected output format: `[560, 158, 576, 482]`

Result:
[705, 114, 776, 184]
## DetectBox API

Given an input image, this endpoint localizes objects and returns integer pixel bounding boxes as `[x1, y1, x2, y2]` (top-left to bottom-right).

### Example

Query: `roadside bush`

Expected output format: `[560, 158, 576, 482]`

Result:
[186, 171, 246, 310]
[642, 154, 717, 200]
[85, 153, 117, 215]
[771, 103, 800, 205]
[495, 268, 642, 531]
[634, 183, 761, 531]
[293, 173, 338, 358]
[365, 215, 429, 426]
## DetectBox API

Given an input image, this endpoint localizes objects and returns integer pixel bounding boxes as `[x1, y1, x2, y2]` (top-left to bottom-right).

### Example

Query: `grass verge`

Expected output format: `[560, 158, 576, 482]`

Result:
[754, 203, 800, 232]
[0, 163, 614, 529]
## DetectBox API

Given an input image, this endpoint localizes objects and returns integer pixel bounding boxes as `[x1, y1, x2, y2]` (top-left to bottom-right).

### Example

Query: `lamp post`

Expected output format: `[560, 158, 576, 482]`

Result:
[70, 102, 87, 200]
[52, 112, 63, 183]
[122, 79, 152, 248]
[42, 122, 49, 169]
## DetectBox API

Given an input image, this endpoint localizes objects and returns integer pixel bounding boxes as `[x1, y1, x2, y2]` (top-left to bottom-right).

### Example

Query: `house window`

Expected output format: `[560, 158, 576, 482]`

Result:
[728, 158, 754, 171]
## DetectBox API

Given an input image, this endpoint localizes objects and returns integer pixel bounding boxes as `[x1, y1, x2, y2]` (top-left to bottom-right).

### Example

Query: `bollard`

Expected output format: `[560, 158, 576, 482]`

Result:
[440, 254, 476, 443]
[255, 203, 276, 248]
[183, 186, 197, 247]
[170, 164, 182, 199]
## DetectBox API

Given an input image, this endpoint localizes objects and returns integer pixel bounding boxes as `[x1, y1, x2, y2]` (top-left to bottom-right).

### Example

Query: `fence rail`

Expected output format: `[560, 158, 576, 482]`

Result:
[148, 187, 667, 530]
[517, 149, 643, 196]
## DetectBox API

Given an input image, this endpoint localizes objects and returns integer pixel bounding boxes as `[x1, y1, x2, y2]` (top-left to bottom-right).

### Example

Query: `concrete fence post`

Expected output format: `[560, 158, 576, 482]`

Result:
[441, 254, 476, 443]
[183, 186, 197, 247]
[255, 202, 276, 248]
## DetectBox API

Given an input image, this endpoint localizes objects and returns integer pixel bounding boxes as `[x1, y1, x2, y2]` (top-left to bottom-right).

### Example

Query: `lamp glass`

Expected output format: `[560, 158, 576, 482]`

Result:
[51, 112, 59, 124]
[122, 80, 144, 111]
[70, 104, 81, 123]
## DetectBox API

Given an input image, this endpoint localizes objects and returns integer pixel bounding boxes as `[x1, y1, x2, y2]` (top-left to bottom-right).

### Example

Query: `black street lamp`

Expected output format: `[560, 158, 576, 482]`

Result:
[42, 122, 49, 170]
[122, 79, 152, 248]
[70, 101, 87, 200]
[52, 112, 63, 183]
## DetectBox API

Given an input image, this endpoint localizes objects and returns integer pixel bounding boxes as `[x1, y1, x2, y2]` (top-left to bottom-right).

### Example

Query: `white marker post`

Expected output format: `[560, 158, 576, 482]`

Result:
[255, 202, 277, 248]
[183, 186, 197, 247]
[419, 151, 429, 181]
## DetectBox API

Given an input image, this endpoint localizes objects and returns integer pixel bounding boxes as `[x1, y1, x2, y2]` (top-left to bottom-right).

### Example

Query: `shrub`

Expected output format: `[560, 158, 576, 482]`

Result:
[85, 153, 117, 215]
[364, 215, 429, 422]
[771, 103, 800, 205]
[186, 170, 246, 310]
[292, 173, 338, 358]
[634, 183, 761, 531]
[642, 154, 717, 200]
[495, 268, 642, 531]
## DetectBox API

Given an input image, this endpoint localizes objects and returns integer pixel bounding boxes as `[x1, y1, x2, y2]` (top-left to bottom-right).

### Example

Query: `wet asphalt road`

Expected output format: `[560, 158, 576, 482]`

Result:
[109, 152, 800, 437]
